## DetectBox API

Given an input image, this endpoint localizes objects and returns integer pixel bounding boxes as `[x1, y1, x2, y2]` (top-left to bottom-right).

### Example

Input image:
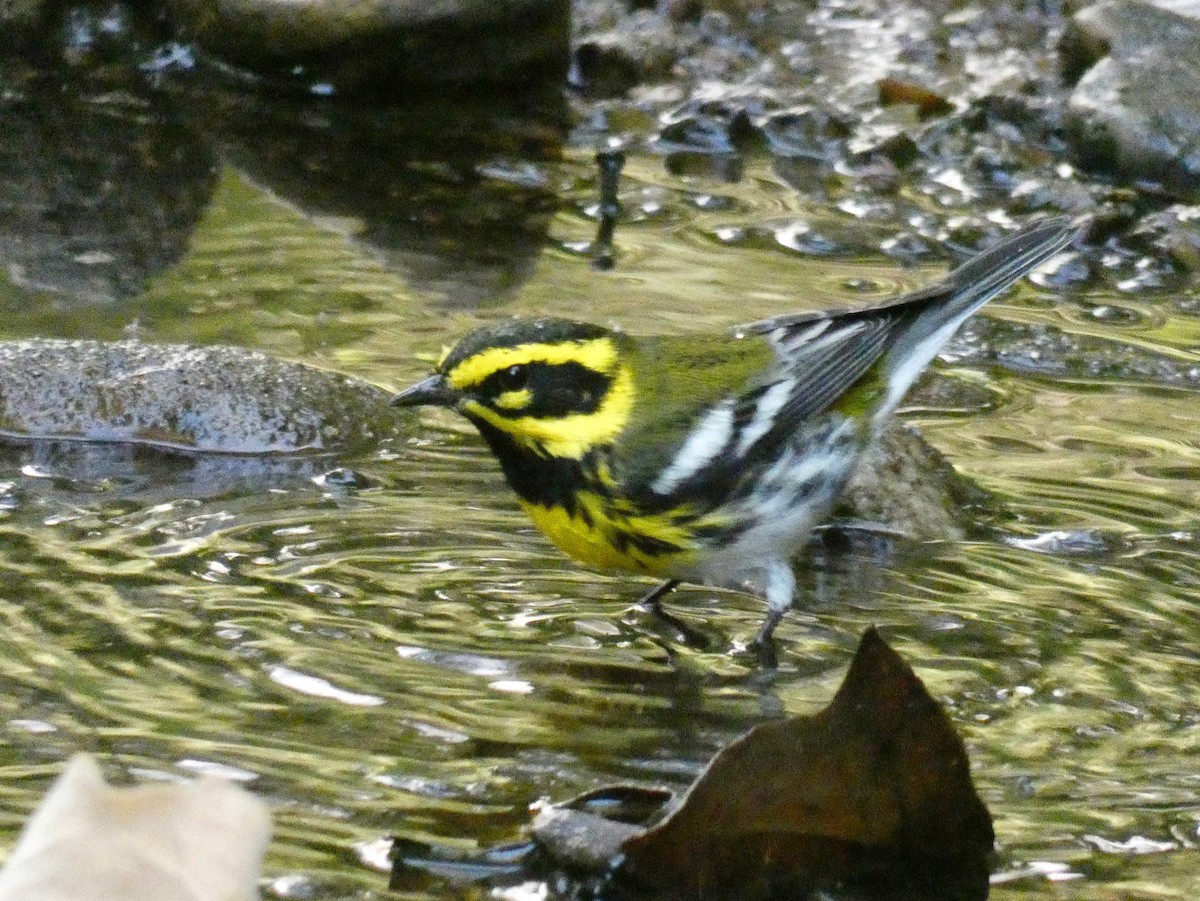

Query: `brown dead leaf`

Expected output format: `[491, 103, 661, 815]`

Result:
[618, 627, 992, 899]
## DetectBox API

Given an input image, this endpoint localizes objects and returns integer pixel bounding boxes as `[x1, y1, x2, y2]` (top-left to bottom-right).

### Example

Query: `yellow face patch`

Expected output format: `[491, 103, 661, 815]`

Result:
[443, 338, 618, 390]
[460, 364, 634, 459]
[492, 388, 533, 411]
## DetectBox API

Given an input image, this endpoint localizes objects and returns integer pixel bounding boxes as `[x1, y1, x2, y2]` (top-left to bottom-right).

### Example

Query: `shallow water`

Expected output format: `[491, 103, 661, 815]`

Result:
[1, 115, 1199, 901]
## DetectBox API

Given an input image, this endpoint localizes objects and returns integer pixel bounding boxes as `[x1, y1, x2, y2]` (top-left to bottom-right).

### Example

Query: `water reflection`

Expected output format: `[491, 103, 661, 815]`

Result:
[0, 49, 566, 315]
[0, 440, 345, 506]
[179, 83, 568, 307]
[0, 377, 1197, 900]
[0, 66, 215, 306]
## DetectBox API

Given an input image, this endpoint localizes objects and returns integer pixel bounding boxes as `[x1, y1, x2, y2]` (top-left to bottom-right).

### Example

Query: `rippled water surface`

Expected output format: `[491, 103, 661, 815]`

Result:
[1, 141, 1199, 900]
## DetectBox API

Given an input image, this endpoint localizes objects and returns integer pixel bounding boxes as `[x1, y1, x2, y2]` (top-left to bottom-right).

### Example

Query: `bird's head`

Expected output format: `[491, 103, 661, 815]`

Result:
[391, 318, 635, 459]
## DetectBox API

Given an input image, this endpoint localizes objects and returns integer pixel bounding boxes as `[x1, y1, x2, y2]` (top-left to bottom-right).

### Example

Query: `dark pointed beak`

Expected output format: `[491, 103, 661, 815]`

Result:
[390, 374, 459, 408]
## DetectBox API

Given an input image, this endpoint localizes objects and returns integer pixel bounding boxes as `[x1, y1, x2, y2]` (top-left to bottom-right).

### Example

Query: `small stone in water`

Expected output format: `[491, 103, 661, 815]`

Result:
[315, 467, 371, 489]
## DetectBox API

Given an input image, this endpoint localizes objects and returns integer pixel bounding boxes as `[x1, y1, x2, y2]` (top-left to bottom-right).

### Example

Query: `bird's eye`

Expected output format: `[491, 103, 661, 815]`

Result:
[497, 365, 528, 391]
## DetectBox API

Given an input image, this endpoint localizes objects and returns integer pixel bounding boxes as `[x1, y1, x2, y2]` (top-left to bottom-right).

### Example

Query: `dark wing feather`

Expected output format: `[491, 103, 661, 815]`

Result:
[740, 215, 1081, 428]
[748, 314, 896, 426]
[617, 316, 901, 507]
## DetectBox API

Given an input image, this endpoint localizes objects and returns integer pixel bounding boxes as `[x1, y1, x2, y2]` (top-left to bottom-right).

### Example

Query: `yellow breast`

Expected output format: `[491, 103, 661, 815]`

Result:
[520, 492, 700, 577]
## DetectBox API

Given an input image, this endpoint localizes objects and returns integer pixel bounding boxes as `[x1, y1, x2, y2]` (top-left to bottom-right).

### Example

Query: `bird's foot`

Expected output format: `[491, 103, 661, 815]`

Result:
[622, 600, 712, 650]
[737, 609, 784, 668]
[748, 635, 779, 669]
[728, 634, 779, 669]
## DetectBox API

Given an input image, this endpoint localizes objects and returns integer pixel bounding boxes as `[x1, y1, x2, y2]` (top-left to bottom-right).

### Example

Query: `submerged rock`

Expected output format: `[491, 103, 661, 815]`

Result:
[1061, 0, 1200, 199]
[0, 339, 402, 454]
[839, 421, 990, 542]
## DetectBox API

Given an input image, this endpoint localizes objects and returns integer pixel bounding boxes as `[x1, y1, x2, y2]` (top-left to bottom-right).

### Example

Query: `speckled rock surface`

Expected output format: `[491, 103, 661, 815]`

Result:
[839, 421, 987, 542]
[0, 340, 402, 453]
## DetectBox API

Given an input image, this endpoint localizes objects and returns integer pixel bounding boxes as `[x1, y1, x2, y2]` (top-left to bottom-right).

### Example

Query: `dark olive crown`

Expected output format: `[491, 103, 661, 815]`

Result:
[438, 318, 618, 373]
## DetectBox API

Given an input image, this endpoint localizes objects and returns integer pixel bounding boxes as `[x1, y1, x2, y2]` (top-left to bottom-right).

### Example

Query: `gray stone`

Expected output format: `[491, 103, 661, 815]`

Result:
[166, 0, 571, 92]
[0, 339, 402, 453]
[531, 805, 643, 873]
[839, 422, 985, 542]
[1062, 0, 1200, 199]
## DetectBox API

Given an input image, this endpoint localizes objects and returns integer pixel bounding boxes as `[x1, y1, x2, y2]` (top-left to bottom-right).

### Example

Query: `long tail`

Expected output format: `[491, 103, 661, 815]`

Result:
[742, 217, 1083, 429]
[903, 216, 1081, 322]
[877, 216, 1082, 415]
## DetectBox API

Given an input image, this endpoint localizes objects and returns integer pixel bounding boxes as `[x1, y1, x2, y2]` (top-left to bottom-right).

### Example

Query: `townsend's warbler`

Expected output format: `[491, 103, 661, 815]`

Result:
[392, 217, 1079, 647]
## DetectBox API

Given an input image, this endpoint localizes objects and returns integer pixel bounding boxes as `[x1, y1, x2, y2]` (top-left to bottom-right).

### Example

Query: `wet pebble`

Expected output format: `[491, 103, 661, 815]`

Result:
[880, 231, 936, 263]
[1083, 302, 1142, 326]
[572, 11, 683, 96]
[760, 108, 852, 161]
[1127, 206, 1200, 271]
[772, 220, 840, 256]
[313, 468, 372, 490]
[1008, 529, 1119, 557]
[1029, 251, 1093, 290]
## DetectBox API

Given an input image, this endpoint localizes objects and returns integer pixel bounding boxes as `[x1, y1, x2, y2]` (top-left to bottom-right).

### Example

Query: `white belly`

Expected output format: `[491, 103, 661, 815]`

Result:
[679, 423, 860, 594]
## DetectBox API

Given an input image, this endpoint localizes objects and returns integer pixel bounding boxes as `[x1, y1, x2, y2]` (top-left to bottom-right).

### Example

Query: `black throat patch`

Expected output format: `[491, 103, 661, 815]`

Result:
[471, 419, 597, 515]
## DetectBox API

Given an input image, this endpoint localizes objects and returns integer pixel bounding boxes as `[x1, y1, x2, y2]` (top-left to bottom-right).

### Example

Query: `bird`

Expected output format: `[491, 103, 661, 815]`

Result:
[392, 217, 1080, 650]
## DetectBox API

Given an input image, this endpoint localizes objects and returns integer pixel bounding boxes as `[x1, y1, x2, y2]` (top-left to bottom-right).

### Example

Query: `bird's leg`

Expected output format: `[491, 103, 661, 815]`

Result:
[749, 560, 796, 667]
[634, 579, 680, 615]
[627, 579, 710, 649]
[752, 608, 786, 646]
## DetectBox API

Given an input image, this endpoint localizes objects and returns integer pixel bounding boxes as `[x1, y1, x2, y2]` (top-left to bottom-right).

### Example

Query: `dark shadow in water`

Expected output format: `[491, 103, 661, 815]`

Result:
[0, 61, 217, 306]
[0, 439, 347, 507]
[172, 77, 569, 308]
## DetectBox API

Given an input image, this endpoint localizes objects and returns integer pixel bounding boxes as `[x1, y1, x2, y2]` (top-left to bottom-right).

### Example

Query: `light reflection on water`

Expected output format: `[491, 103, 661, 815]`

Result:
[0, 153, 1198, 900]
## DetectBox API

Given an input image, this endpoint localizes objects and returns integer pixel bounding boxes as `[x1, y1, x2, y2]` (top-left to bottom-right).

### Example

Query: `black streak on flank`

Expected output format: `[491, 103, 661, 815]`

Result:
[469, 424, 689, 560]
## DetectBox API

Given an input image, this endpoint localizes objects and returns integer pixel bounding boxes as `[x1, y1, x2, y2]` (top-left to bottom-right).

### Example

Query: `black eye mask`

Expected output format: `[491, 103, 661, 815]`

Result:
[481, 361, 612, 418]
